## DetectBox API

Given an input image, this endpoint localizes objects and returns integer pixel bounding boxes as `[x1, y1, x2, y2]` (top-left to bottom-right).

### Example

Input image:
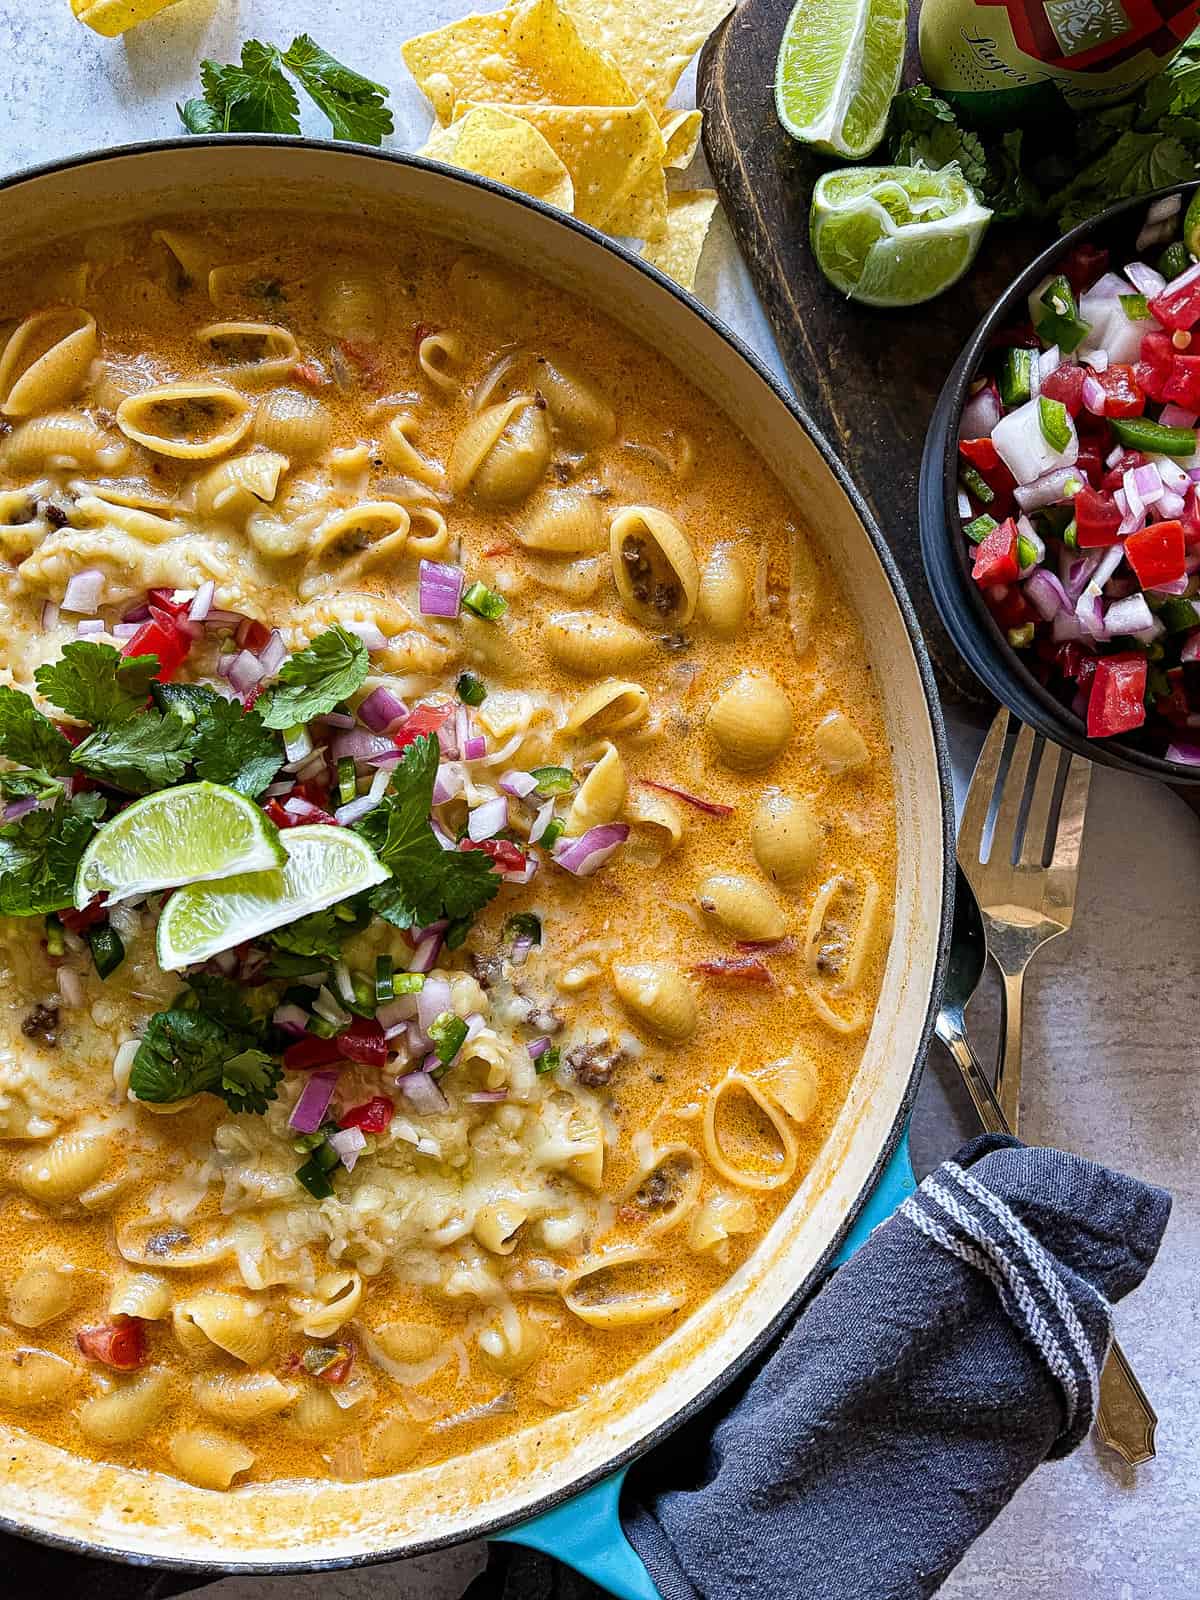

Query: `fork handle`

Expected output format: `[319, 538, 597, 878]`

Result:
[996, 968, 1026, 1134]
[935, 1014, 1158, 1466]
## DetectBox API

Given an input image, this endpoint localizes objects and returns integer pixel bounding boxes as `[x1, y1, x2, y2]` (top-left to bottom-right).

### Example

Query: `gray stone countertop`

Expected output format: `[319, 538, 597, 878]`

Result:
[1, 1, 1196, 1595]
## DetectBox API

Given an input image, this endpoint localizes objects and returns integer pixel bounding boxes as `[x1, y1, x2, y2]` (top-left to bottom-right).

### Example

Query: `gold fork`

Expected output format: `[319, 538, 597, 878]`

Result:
[959, 708, 1157, 1464]
[959, 708, 1091, 1133]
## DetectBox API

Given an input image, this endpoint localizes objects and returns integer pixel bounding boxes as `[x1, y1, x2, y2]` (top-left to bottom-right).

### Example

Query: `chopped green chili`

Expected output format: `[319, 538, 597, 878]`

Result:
[959, 464, 994, 504]
[88, 924, 125, 980]
[1119, 293, 1150, 321]
[336, 756, 357, 805]
[1016, 534, 1040, 570]
[1034, 275, 1089, 353]
[1007, 623, 1036, 648]
[999, 348, 1033, 408]
[504, 911, 542, 946]
[375, 954, 395, 1002]
[462, 581, 507, 621]
[44, 914, 65, 958]
[428, 1010, 468, 1066]
[536, 1045, 561, 1075]
[531, 765, 573, 795]
[1038, 396, 1071, 452]
[1109, 417, 1199, 456]
[1158, 242, 1190, 281]
[963, 512, 998, 545]
[540, 817, 565, 849]
[456, 670, 487, 706]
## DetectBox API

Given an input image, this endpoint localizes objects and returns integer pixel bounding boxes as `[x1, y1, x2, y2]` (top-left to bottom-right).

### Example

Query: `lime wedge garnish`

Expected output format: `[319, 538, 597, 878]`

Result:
[775, 0, 907, 159]
[810, 165, 992, 307]
[74, 781, 285, 909]
[156, 823, 390, 971]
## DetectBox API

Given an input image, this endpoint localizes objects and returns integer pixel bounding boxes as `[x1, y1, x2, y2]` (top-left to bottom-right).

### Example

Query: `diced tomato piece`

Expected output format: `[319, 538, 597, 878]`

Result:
[460, 836, 527, 873]
[121, 616, 190, 681]
[1074, 444, 1105, 487]
[691, 956, 774, 987]
[1102, 450, 1146, 491]
[319, 1343, 355, 1385]
[1074, 485, 1124, 548]
[482, 543, 514, 559]
[1135, 330, 1177, 402]
[987, 585, 1033, 631]
[236, 617, 271, 653]
[959, 436, 1017, 517]
[1092, 364, 1144, 419]
[282, 1034, 343, 1070]
[1149, 272, 1200, 333]
[392, 703, 455, 751]
[77, 1318, 146, 1371]
[338, 1095, 394, 1134]
[60, 894, 108, 934]
[1050, 641, 1097, 687]
[147, 587, 190, 619]
[1124, 519, 1186, 589]
[971, 518, 1020, 586]
[337, 1018, 387, 1068]
[1039, 364, 1086, 416]
[1162, 354, 1200, 411]
[338, 338, 382, 386]
[1061, 242, 1109, 297]
[293, 778, 332, 810]
[1086, 653, 1147, 738]
[265, 797, 339, 830]
[292, 359, 330, 388]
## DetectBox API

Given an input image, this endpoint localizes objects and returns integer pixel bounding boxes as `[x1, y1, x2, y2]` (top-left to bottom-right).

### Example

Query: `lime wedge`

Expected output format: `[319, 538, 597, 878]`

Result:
[1183, 190, 1200, 261]
[810, 165, 992, 307]
[156, 823, 390, 971]
[74, 781, 285, 910]
[775, 0, 907, 159]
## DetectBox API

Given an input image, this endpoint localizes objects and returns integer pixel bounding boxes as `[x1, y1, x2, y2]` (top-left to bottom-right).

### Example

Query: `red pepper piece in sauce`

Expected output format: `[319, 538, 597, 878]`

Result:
[691, 956, 775, 987]
[76, 1318, 146, 1371]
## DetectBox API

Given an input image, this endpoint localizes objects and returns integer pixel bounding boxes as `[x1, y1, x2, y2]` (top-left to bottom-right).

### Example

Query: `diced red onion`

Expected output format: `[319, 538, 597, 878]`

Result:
[408, 929, 444, 973]
[332, 959, 356, 1006]
[1081, 349, 1109, 371]
[272, 1003, 310, 1036]
[204, 608, 245, 629]
[1051, 610, 1085, 641]
[1106, 444, 1125, 469]
[76, 618, 105, 636]
[418, 560, 464, 619]
[397, 1070, 448, 1115]
[509, 934, 534, 966]
[334, 791, 380, 825]
[188, 579, 215, 622]
[466, 1090, 508, 1103]
[1093, 544, 1125, 590]
[4, 796, 39, 822]
[1131, 462, 1164, 507]
[959, 381, 1001, 440]
[1166, 739, 1200, 765]
[527, 1035, 552, 1060]
[1081, 374, 1107, 416]
[468, 795, 508, 841]
[58, 966, 84, 1007]
[1038, 346, 1061, 382]
[1013, 464, 1084, 511]
[1024, 568, 1070, 620]
[342, 619, 387, 651]
[1123, 261, 1166, 297]
[313, 711, 357, 731]
[529, 797, 556, 844]
[957, 488, 972, 521]
[499, 770, 538, 801]
[328, 1125, 367, 1171]
[40, 599, 59, 631]
[358, 686, 408, 732]
[431, 817, 457, 851]
[417, 976, 453, 1034]
[1161, 404, 1199, 430]
[437, 719, 458, 758]
[62, 569, 105, 615]
[112, 622, 139, 640]
[331, 729, 397, 762]
[1180, 631, 1200, 662]
[1104, 594, 1154, 635]
[377, 994, 418, 1030]
[552, 822, 629, 876]
[454, 705, 470, 755]
[463, 735, 487, 761]
[258, 629, 288, 676]
[1074, 588, 1106, 638]
[432, 762, 464, 806]
[313, 985, 351, 1028]
[1160, 490, 1187, 519]
[227, 650, 265, 697]
[288, 1069, 340, 1133]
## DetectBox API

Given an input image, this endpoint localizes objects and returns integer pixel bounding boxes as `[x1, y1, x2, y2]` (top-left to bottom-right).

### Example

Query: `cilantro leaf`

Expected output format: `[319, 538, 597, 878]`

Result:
[0, 770, 64, 801]
[258, 625, 369, 730]
[153, 682, 283, 797]
[886, 86, 988, 193]
[267, 908, 349, 960]
[283, 35, 394, 145]
[182, 44, 302, 137]
[71, 709, 195, 794]
[1047, 131, 1196, 232]
[179, 95, 225, 134]
[0, 791, 105, 917]
[181, 973, 257, 1030]
[354, 735, 499, 931]
[129, 1004, 280, 1114]
[0, 685, 73, 775]
[35, 643, 159, 727]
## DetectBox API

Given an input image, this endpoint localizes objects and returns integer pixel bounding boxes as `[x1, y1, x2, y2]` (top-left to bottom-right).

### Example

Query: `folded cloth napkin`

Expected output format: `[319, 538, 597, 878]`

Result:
[622, 1134, 1171, 1600]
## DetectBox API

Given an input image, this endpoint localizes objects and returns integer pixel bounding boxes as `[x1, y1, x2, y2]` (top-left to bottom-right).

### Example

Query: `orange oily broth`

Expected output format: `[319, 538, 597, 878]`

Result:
[0, 215, 895, 1486]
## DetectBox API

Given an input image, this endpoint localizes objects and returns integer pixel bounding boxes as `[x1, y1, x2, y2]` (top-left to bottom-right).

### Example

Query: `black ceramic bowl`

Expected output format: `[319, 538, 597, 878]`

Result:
[920, 181, 1200, 783]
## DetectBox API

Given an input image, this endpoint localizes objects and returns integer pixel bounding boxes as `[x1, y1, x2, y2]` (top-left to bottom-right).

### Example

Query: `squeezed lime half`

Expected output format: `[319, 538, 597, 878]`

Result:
[775, 0, 908, 160]
[810, 165, 993, 307]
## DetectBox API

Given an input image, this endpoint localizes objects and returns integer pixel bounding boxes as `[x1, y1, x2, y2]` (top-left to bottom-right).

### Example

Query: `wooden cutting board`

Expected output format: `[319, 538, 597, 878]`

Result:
[697, 0, 1062, 707]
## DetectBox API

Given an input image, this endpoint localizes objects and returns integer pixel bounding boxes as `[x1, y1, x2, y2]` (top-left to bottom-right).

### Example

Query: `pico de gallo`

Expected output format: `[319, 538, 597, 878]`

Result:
[958, 195, 1200, 757]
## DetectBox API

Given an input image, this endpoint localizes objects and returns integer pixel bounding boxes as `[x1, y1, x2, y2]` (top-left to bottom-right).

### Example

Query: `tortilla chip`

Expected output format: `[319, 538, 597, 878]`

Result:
[562, 0, 736, 114]
[471, 100, 668, 240]
[403, 0, 632, 126]
[640, 189, 719, 291]
[419, 108, 576, 214]
[661, 109, 704, 170]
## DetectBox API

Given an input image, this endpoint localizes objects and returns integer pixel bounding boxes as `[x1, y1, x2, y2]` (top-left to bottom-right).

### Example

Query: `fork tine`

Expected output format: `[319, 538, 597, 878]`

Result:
[960, 707, 1010, 861]
[990, 720, 1037, 864]
[1018, 736, 1058, 868]
[1049, 754, 1092, 872]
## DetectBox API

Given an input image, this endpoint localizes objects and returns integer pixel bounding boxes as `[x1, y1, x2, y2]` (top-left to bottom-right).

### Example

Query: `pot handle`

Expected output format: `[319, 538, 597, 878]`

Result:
[493, 1132, 915, 1597]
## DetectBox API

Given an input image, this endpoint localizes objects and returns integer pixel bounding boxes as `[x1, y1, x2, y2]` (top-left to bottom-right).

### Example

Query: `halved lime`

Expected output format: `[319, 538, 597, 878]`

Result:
[775, 0, 907, 159]
[810, 165, 992, 307]
[74, 781, 285, 909]
[156, 824, 390, 971]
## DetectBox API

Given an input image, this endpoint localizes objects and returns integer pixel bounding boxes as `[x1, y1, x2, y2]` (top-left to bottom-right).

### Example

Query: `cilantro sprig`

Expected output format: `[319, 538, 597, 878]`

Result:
[353, 734, 499, 932]
[128, 981, 282, 1114]
[258, 624, 369, 729]
[179, 35, 393, 146]
[0, 792, 105, 917]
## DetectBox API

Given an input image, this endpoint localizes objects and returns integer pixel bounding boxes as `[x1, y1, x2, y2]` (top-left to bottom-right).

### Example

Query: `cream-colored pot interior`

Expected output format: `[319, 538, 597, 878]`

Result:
[0, 142, 948, 1568]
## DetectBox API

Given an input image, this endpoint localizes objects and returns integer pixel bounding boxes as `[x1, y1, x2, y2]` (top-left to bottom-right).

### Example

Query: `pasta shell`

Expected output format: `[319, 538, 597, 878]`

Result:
[620, 1145, 702, 1233]
[755, 1048, 820, 1125]
[193, 450, 288, 523]
[108, 1270, 171, 1321]
[544, 612, 651, 676]
[564, 679, 649, 737]
[626, 786, 684, 865]
[814, 709, 871, 772]
[193, 1370, 299, 1424]
[116, 382, 253, 460]
[752, 790, 821, 887]
[168, 1428, 254, 1490]
[8, 1260, 80, 1328]
[697, 543, 749, 638]
[253, 387, 332, 460]
[708, 673, 792, 770]
[175, 1291, 275, 1365]
[0, 307, 97, 417]
[0, 1348, 80, 1408]
[288, 1270, 362, 1339]
[315, 270, 387, 342]
[18, 1130, 111, 1203]
[449, 395, 551, 505]
[703, 1073, 800, 1191]
[688, 1191, 757, 1254]
[285, 1384, 358, 1441]
[362, 1415, 426, 1476]
[563, 1248, 688, 1329]
[565, 740, 626, 835]
[610, 506, 699, 628]
[612, 962, 698, 1041]
[369, 1324, 441, 1365]
[196, 322, 299, 387]
[78, 1368, 170, 1444]
[305, 501, 410, 574]
[533, 353, 616, 445]
[153, 228, 216, 288]
[519, 486, 605, 553]
[3, 411, 126, 474]
[380, 411, 444, 486]
[479, 1313, 546, 1376]
[417, 331, 466, 394]
[696, 872, 787, 941]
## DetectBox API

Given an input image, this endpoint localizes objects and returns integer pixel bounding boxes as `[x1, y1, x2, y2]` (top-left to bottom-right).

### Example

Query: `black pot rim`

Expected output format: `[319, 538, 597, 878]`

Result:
[0, 133, 957, 1576]
[920, 179, 1200, 783]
